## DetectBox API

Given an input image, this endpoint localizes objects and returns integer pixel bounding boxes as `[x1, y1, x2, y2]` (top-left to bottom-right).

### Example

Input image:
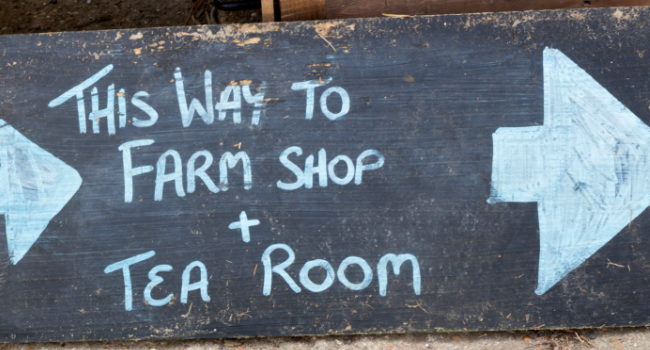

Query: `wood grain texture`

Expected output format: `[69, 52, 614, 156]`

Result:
[1, 6, 650, 343]
[262, 0, 275, 22]
[280, 0, 650, 21]
[279, 0, 324, 21]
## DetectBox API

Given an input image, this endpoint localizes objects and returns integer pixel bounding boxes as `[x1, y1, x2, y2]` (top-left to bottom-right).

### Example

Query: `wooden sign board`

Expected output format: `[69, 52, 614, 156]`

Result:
[0, 6, 649, 342]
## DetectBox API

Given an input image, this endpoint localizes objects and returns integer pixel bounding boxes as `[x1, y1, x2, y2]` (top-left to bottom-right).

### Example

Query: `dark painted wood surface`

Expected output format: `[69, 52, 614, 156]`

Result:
[1, 6, 650, 343]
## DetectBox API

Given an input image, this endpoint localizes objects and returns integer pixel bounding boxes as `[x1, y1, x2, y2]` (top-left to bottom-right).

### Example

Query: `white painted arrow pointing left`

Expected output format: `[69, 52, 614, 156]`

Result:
[0, 120, 82, 264]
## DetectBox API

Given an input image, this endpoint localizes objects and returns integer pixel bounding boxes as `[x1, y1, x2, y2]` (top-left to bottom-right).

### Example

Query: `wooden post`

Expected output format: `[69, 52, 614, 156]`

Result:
[262, 0, 275, 22]
[278, 0, 650, 21]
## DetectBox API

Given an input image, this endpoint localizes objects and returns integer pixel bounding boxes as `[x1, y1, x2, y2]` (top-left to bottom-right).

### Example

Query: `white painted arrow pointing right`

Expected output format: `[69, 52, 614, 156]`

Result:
[0, 120, 82, 264]
[488, 48, 650, 295]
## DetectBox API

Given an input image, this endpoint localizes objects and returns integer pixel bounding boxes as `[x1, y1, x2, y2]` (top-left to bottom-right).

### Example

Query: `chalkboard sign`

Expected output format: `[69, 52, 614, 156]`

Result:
[1, 6, 650, 342]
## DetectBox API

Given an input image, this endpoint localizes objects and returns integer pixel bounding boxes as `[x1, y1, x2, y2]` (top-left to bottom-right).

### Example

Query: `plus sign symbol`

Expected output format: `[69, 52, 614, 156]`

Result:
[228, 211, 260, 243]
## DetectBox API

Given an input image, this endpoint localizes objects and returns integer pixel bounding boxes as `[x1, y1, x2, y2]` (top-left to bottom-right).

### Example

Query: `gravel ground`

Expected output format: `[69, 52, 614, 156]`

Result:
[2, 0, 650, 348]
[0, 329, 648, 349]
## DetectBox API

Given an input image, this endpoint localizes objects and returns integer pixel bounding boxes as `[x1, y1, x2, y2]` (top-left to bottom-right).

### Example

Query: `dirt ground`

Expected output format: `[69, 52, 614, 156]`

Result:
[0, 0, 259, 35]
[2, 0, 650, 349]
